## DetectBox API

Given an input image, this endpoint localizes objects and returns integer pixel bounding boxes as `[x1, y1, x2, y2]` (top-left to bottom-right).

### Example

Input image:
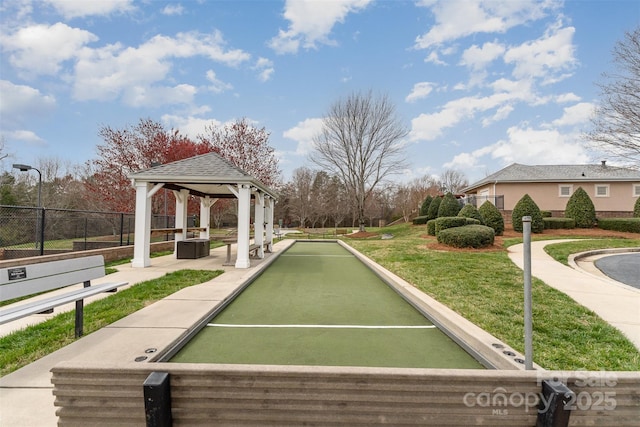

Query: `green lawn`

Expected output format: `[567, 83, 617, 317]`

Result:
[346, 223, 640, 371]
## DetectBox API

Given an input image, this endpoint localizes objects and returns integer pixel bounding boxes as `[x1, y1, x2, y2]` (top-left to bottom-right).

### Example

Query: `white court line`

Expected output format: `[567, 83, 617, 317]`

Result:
[281, 254, 352, 257]
[207, 324, 436, 329]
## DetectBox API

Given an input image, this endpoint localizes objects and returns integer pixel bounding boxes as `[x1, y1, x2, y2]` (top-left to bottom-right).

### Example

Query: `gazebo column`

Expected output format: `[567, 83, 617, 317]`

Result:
[200, 196, 216, 240]
[131, 182, 153, 268]
[265, 196, 274, 253]
[173, 189, 189, 256]
[254, 191, 265, 258]
[234, 184, 251, 268]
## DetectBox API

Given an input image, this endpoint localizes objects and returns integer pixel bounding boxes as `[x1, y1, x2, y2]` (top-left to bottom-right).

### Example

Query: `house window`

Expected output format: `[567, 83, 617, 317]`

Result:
[634, 184, 640, 197]
[559, 185, 572, 197]
[595, 184, 609, 197]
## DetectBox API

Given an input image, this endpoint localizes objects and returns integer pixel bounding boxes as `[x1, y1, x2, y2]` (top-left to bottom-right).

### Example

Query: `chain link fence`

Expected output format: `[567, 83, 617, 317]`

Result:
[0, 205, 178, 260]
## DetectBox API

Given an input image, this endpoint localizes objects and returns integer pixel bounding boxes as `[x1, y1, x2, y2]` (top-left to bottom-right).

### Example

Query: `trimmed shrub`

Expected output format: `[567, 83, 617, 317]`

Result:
[565, 187, 596, 228]
[434, 216, 467, 234]
[464, 218, 481, 225]
[478, 201, 504, 236]
[458, 203, 483, 224]
[543, 217, 576, 230]
[426, 196, 442, 220]
[541, 210, 552, 218]
[420, 195, 433, 216]
[597, 218, 640, 233]
[512, 194, 544, 233]
[413, 215, 429, 225]
[426, 219, 437, 236]
[634, 197, 640, 218]
[437, 224, 495, 248]
[437, 192, 462, 217]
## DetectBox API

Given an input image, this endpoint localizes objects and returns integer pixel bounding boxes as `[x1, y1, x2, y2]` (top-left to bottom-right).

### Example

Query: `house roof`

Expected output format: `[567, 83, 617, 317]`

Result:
[463, 163, 640, 193]
[128, 151, 277, 199]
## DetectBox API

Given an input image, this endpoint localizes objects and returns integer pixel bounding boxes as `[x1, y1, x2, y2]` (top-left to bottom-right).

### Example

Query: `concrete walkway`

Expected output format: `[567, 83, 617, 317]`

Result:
[0, 242, 289, 427]
[508, 240, 640, 351]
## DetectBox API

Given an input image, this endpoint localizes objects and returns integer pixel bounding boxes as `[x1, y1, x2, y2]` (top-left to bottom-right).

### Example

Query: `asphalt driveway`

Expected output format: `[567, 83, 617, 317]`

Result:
[595, 253, 640, 289]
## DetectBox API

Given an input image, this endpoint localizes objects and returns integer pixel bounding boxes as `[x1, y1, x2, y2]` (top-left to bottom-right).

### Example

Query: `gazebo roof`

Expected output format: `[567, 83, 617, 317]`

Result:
[129, 152, 277, 199]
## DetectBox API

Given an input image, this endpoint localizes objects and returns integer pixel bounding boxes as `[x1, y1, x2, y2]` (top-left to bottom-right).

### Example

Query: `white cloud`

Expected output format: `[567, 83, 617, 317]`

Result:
[409, 88, 530, 142]
[44, 0, 135, 19]
[161, 114, 222, 140]
[504, 21, 577, 82]
[415, 0, 558, 49]
[551, 102, 594, 127]
[254, 57, 274, 82]
[5, 129, 45, 145]
[0, 80, 56, 125]
[406, 82, 435, 103]
[3, 22, 98, 76]
[444, 125, 590, 170]
[206, 70, 233, 93]
[122, 83, 197, 108]
[460, 41, 505, 70]
[555, 93, 581, 103]
[72, 31, 250, 104]
[162, 4, 184, 16]
[269, 0, 372, 54]
[283, 118, 324, 155]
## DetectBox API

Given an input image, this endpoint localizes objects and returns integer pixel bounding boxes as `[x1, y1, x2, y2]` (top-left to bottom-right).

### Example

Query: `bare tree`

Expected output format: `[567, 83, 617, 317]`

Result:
[438, 169, 468, 194]
[587, 27, 640, 166]
[311, 91, 408, 231]
[285, 167, 314, 228]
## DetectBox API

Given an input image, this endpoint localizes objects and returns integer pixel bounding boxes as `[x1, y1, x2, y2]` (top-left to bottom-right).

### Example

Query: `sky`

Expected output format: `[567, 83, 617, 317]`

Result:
[1, 0, 639, 185]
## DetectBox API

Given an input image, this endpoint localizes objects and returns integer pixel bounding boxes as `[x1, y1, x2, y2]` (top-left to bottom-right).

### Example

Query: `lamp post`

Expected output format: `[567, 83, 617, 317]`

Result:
[13, 163, 43, 254]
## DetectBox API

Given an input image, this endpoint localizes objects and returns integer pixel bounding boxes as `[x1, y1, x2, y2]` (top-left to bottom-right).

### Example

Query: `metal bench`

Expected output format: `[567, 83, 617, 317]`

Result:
[0, 255, 128, 337]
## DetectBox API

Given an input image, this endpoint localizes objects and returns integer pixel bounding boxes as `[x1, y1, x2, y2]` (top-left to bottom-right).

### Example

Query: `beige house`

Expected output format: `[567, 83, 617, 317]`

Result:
[462, 162, 640, 217]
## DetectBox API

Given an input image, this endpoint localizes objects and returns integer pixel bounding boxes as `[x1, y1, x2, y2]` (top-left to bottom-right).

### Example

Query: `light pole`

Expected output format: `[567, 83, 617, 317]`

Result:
[13, 163, 43, 254]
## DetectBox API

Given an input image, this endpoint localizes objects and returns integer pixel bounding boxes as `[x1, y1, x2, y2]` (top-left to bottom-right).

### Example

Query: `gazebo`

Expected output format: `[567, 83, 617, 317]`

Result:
[128, 152, 278, 269]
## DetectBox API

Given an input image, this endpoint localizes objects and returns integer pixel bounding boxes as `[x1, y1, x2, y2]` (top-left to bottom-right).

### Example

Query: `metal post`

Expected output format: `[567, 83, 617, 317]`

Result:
[522, 215, 533, 370]
[537, 380, 574, 427]
[144, 372, 172, 427]
[39, 207, 45, 256]
[119, 212, 124, 246]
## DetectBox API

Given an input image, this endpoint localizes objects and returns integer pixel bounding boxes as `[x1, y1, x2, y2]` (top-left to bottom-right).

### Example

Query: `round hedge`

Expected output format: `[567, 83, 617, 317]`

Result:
[413, 215, 429, 225]
[512, 194, 544, 233]
[565, 186, 596, 228]
[437, 224, 495, 248]
[478, 201, 504, 236]
[437, 192, 462, 217]
[434, 216, 467, 234]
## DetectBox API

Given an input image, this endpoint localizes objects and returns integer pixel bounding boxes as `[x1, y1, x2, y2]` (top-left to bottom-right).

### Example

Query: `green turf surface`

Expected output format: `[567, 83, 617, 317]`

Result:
[171, 242, 483, 369]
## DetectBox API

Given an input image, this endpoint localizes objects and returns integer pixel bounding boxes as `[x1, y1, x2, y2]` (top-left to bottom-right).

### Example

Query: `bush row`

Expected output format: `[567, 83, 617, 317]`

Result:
[543, 217, 576, 229]
[597, 218, 640, 233]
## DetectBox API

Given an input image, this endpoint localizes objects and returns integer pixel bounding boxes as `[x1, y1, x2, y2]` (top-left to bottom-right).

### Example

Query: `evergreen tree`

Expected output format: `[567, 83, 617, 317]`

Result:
[437, 192, 462, 217]
[512, 194, 544, 233]
[565, 187, 596, 228]
[478, 201, 504, 236]
[426, 196, 442, 220]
